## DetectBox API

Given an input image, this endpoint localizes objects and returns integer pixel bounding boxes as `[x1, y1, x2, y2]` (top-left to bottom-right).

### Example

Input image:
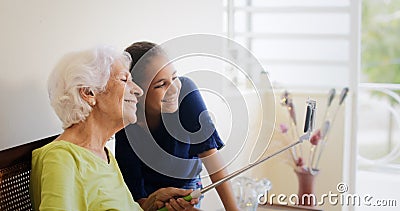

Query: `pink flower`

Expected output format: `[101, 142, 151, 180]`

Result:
[310, 129, 321, 145]
[296, 157, 304, 167]
[279, 123, 289, 134]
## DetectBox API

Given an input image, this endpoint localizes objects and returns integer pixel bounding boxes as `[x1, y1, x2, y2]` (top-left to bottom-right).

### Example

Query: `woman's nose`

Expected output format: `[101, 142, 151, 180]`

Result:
[166, 80, 180, 95]
[130, 81, 143, 97]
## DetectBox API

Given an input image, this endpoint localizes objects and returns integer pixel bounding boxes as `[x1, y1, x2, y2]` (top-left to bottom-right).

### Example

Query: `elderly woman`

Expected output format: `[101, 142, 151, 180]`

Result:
[30, 46, 198, 211]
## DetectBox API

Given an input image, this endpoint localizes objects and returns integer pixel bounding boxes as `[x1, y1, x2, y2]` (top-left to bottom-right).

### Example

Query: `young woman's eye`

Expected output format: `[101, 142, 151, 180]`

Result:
[172, 76, 178, 81]
[155, 82, 166, 89]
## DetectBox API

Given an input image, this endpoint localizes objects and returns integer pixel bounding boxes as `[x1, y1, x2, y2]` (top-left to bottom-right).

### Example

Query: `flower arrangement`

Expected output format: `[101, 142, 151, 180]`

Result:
[274, 88, 349, 175]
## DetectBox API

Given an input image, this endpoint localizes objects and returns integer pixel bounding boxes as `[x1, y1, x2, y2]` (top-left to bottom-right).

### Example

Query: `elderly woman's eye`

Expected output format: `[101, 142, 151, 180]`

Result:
[121, 78, 127, 82]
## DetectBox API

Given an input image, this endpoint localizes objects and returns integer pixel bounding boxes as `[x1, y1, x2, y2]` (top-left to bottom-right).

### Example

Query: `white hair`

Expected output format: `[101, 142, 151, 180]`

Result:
[48, 46, 131, 129]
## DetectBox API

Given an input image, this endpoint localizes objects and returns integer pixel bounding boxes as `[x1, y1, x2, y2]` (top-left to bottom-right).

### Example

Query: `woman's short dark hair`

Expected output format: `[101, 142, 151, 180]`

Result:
[125, 41, 157, 70]
[125, 41, 166, 87]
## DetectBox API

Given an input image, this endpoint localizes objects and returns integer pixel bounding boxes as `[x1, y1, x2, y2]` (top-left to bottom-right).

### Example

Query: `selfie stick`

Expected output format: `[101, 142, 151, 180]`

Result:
[158, 99, 316, 211]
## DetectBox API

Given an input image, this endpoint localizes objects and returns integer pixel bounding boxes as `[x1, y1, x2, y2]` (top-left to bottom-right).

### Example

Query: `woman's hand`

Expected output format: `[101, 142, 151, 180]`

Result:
[164, 197, 202, 211]
[141, 187, 200, 211]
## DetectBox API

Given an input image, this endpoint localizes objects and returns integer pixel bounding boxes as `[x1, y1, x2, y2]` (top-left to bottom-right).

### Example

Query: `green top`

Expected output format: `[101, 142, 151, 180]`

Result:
[30, 140, 143, 211]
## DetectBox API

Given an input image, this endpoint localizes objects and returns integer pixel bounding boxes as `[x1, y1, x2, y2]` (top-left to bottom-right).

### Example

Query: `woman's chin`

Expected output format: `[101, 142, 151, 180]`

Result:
[161, 105, 179, 114]
[123, 115, 137, 126]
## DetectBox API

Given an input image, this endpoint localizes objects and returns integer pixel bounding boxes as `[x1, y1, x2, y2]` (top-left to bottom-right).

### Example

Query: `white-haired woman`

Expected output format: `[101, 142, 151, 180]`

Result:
[30, 46, 199, 211]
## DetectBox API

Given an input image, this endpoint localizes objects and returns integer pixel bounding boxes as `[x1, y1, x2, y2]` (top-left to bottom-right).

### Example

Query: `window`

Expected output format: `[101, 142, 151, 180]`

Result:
[356, 2, 400, 207]
[224, 0, 353, 88]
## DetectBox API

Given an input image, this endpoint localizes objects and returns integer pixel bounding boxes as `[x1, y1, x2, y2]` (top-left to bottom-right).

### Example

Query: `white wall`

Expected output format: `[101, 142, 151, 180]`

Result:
[0, 0, 223, 149]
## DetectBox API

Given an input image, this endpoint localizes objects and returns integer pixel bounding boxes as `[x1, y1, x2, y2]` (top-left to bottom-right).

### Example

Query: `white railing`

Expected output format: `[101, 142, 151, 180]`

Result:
[358, 83, 400, 172]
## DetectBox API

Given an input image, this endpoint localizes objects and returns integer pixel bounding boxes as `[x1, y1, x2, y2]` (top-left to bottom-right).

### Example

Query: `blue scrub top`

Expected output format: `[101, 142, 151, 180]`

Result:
[115, 77, 224, 200]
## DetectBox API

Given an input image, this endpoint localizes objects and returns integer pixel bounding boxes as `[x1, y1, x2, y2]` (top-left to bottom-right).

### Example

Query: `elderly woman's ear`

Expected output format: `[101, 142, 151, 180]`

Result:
[80, 87, 96, 106]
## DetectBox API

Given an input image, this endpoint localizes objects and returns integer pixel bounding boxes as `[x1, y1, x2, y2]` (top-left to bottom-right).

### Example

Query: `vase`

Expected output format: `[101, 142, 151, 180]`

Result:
[294, 168, 319, 206]
[232, 176, 272, 211]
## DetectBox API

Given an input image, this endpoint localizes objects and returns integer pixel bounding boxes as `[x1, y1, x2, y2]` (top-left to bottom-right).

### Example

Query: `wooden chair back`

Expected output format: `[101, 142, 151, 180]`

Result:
[0, 135, 57, 211]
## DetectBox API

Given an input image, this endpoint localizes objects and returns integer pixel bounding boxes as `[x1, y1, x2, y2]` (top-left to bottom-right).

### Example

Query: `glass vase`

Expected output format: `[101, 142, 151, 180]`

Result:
[232, 176, 272, 211]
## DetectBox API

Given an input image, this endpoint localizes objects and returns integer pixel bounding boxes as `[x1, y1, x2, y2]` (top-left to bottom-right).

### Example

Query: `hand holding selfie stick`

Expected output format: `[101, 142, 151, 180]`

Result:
[158, 99, 317, 211]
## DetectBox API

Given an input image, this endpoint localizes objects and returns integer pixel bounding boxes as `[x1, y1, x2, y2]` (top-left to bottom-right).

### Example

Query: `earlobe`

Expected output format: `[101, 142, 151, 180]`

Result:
[79, 87, 96, 106]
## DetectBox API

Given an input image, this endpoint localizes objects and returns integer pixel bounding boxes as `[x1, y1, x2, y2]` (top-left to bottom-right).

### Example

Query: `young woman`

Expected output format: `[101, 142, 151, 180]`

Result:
[115, 41, 239, 210]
